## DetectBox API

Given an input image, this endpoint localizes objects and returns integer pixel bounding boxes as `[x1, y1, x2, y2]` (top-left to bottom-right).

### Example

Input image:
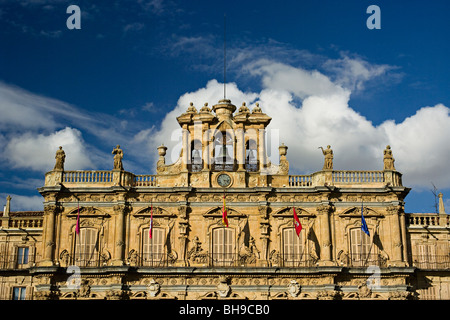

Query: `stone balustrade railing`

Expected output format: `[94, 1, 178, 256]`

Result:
[134, 174, 157, 187]
[45, 170, 158, 188]
[289, 170, 403, 187]
[44, 169, 402, 188]
[63, 170, 113, 183]
[407, 213, 450, 227]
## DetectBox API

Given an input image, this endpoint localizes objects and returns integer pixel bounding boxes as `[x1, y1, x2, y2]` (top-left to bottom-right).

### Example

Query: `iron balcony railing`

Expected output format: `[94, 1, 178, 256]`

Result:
[335, 253, 388, 268]
[0, 254, 39, 270]
[133, 253, 176, 267]
[272, 253, 318, 267]
[70, 253, 107, 267]
[409, 255, 450, 270]
[348, 253, 387, 267]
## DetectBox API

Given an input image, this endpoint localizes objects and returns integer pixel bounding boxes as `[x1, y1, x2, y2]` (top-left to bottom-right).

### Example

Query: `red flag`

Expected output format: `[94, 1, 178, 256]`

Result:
[293, 207, 302, 236]
[75, 202, 80, 235]
[149, 203, 153, 239]
[222, 194, 228, 227]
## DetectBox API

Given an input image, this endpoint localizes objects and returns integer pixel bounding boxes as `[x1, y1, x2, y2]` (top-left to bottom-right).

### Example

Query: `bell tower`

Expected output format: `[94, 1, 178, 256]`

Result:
[156, 98, 289, 188]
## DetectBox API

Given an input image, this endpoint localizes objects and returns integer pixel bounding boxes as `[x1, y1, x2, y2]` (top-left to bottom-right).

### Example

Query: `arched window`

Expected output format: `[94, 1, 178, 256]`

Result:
[143, 228, 165, 266]
[75, 228, 98, 267]
[245, 139, 258, 172]
[190, 139, 202, 172]
[213, 131, 234, 171]
[211, 227, 235, 266]
[283, 228, 305, 267]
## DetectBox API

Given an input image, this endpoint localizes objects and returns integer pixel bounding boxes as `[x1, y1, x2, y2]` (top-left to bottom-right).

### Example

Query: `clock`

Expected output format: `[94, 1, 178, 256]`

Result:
[217, 173, 231, 187]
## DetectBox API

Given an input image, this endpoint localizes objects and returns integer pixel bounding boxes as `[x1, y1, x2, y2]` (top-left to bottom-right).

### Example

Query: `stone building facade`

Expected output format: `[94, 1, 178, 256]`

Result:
[0, 99, 449, 300]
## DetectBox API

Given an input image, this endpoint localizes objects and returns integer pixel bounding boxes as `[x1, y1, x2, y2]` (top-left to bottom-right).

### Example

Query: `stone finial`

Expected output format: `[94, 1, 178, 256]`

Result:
[186, 102, 197, 113]
[157, 144, 167, 157]
[438, 192, 446, 215]
[279, 143, 288, 158]
[53, 146, 65, 171]
[3, 195, 11, 217]
[238, 102, 250, 113]
[199, 102, 211, 113]
[252, 102, 262, 113]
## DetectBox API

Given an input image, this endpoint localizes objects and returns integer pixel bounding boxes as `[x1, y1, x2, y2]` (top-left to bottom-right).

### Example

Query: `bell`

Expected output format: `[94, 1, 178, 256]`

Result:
[247, 149, 256, 162]
[192, 149, 201, 163]
[217, 145, 231, 161]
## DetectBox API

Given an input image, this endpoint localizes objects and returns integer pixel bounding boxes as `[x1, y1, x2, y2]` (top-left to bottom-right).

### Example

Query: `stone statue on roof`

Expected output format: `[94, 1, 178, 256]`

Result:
[112, 145, 124, 170]
[319, 145, 333, 170]
[383, 145, 395, 170]
[54, 146, 65, 171]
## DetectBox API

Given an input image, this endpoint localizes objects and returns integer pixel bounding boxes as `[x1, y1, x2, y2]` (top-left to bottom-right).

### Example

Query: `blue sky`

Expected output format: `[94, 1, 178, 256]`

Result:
[0, 0, 449, 213]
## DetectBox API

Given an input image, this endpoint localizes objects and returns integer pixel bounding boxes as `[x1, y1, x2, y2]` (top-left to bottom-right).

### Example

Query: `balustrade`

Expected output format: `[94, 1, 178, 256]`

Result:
[407, 213, 449, 227]
[63, 170, 112, 183]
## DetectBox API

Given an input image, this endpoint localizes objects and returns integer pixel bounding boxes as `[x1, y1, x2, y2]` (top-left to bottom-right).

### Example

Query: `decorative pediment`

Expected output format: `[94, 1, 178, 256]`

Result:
[339, 206, 383, 218]
[272, 207, 315, 218]
[202, 207, 246, 218]
[68, 206, 110, 218]
[134, 206, 176, 218]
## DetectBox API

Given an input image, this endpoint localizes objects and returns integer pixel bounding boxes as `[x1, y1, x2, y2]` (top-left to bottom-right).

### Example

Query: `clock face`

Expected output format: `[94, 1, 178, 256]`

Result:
[217, 173, 231, 187]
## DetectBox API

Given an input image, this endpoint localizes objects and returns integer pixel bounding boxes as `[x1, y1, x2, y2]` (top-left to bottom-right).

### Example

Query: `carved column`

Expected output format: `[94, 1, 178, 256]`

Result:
[236, 126, 245, 171]
[387, 205, 406, 267]
[258, 126, 266, 172]
[41, 205, 59, 266]
[317, 204, 333, 266]
[202, 124, 210, 171]
[259, 205, 269, 266]
[400, 211, 409, 266]
[112, 204, 127, 266]
[181, 124, 189, 171]
[177, 205, 189, 266]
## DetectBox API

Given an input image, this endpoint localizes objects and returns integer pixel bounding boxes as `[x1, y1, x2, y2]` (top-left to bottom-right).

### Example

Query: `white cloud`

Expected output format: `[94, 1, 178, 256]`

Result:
[0, 193, 43, 212]
[246, 59, 347, 99]
[4, 127, 94, 172]
[150, 59, 450, 191]
[0, 81, 93, 131]
[379, 104, 450, 188]
[323, 54, 397, 92]
[123, 22, 145, 33]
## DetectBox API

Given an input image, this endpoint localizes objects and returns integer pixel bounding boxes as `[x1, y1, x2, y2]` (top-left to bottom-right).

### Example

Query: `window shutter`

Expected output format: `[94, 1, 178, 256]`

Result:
[283, 228, 303, 266]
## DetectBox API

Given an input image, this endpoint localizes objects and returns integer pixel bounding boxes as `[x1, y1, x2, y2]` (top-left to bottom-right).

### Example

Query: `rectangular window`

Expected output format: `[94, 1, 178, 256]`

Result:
[17, 247, 29, 265]
[143, 228, 165, 266]
[283, 228, 304, 267]
[350, 228, 371, 266]
[416, 244, 437, 269]
[12, 287, 26, 300]
[75, 228, 98, 267]
[212, 228, 234, 266]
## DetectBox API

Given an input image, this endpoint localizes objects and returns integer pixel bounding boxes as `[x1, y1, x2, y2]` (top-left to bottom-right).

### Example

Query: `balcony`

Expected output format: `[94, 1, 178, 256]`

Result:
[409, 255, 450, 270]
[0, 254, 40, 270]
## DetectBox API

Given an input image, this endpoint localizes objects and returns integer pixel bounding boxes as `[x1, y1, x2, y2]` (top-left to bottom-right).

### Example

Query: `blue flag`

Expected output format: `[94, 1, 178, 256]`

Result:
[361, 204, 370, 236]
